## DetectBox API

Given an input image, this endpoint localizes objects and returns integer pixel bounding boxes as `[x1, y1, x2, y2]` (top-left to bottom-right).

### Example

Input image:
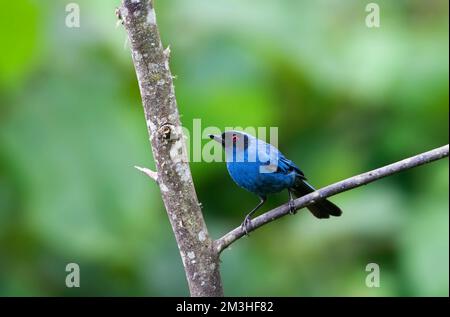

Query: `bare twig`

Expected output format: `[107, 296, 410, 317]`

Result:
[119, 0, 223, 296]
[214, 144, 449, 254]
[134, 165, 158, 182]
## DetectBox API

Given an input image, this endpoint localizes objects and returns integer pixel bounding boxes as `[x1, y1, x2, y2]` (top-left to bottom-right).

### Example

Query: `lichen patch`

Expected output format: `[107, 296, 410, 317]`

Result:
[146, 8, 156, 25]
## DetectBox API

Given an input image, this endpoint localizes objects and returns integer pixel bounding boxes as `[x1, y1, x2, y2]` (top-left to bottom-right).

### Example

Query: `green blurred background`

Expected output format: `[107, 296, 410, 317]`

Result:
[0, 0, 448, 296]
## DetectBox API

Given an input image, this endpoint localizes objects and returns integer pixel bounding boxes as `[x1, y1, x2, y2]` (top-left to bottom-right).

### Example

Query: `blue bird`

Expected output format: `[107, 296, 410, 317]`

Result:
[209, 131, 342, 233]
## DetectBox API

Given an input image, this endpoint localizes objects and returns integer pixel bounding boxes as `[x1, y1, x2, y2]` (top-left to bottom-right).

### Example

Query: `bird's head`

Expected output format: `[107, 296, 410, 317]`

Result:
[209, 130, 251, 152]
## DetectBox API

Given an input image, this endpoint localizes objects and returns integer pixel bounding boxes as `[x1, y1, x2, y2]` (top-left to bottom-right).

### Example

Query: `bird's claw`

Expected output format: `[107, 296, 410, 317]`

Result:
[288, 199, 297, 215]
[241, 217, 253, 236]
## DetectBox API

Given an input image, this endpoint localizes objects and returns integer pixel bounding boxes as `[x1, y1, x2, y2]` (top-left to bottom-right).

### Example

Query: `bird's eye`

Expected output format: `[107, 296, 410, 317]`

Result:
[232, 134, 238, 143]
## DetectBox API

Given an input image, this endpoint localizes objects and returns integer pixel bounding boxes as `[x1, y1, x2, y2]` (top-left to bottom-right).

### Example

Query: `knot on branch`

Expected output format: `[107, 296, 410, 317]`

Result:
[122, 0, 148, 17]
[158, 123, 173, 140]
[158, 123, 176, 141]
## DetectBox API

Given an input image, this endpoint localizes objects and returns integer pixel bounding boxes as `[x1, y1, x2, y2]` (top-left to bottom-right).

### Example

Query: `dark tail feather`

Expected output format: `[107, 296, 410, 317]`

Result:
[291, 178, 342, 219]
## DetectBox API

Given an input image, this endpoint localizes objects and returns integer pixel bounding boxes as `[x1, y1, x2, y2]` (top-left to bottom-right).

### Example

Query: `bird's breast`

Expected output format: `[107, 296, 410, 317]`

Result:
[226, 160, 295, 196]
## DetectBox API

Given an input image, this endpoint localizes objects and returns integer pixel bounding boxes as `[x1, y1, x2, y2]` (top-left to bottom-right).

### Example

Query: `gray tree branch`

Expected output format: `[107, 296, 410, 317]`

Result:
[119, 0, 223, 296]
[214, 144, 449, 254]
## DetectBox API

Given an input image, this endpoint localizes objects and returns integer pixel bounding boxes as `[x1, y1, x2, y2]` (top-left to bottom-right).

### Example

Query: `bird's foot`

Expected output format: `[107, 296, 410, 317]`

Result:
[288, 199, 297, 215]
[241, 216, 253, 236]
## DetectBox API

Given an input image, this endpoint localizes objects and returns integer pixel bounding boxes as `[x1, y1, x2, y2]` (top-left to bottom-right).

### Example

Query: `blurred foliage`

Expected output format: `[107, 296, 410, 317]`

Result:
[0, 0, 448, 296]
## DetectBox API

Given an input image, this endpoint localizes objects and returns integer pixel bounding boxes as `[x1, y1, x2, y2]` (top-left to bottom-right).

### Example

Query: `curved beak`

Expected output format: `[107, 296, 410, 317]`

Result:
[209, 134, 222, 143]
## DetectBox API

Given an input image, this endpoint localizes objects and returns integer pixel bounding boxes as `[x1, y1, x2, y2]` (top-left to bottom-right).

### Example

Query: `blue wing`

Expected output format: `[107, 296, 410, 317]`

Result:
[257, 141, 306, 179]
[278, 154, 306, 179]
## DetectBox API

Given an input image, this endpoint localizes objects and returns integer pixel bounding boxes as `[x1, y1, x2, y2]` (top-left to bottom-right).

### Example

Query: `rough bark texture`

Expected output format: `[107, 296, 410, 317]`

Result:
[214, 144, 449, 253]
[119, 0, 223, 297]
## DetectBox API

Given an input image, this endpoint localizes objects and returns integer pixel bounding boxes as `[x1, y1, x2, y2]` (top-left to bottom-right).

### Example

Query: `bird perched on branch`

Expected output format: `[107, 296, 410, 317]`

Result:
[209, 131, 342, 234]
